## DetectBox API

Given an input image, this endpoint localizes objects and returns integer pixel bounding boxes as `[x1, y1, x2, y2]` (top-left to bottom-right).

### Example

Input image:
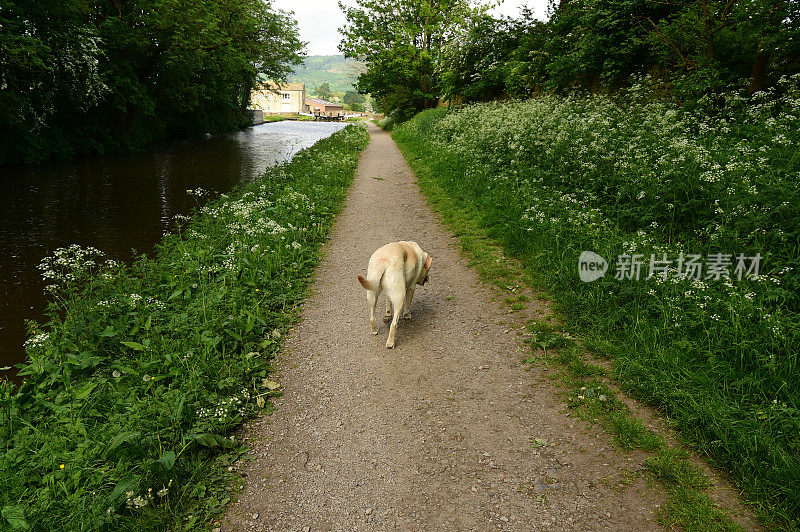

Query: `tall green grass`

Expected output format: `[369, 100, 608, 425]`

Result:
[0, 124, 369, 530]
[393, 81, 800, 527]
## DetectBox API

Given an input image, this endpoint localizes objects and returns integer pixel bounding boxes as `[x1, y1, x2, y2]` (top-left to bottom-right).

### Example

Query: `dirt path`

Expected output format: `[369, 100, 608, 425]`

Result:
[223, 122, 671, 531]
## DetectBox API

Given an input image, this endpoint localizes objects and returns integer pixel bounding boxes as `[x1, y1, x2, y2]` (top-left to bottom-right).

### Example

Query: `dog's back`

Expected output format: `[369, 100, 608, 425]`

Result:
[357, 242, 413, 291]
[357, 241, 430, 348]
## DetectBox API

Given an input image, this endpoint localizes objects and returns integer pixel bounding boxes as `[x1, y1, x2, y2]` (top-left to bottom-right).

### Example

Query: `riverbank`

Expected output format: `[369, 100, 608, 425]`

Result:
[390, 89, 799, 528]
[0, 121, 347, 387]
[0, 124, 369, 530]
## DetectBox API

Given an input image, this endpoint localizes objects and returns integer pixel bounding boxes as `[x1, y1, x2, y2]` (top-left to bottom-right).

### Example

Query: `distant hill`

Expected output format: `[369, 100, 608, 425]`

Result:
[289, 55, 356, 96]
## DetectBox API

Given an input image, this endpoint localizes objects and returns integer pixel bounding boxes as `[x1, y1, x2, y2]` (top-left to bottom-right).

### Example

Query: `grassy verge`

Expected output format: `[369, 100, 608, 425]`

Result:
[392, 86, 800, 529]
[0, 124, 369, 530]
[531, 322, 739, 531]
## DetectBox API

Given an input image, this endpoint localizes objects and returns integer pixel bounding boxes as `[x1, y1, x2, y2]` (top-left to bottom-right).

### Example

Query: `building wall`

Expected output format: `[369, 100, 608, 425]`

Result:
[250, 83, 306, 114]
[306, 100, 344, 117]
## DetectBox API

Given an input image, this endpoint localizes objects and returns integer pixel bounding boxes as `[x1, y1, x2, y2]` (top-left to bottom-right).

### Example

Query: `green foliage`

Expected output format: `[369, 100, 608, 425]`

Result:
[373, 116, 397, 131]
[542, 0, 667, 90]
[441, 15, 520, 102]
[313, 82, 335, 102]
[646, 0, 800, 96]
[342, 91, 366, 112]
[0, 0, 105, 163]
[0, 0, 304, 165]
[438, 1, 800, 102]
[0, 124, 369, 530]
[392, 83, 800, 526]
[358, 44, 440, 121]
[338, 0, 484, 120]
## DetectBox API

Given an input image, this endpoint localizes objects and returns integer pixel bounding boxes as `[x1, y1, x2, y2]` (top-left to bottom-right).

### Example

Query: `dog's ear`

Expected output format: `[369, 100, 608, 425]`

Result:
[425, 254, 432, 270]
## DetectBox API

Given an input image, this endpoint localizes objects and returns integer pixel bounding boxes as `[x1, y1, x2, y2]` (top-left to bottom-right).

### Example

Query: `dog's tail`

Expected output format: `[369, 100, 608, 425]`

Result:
[357, 270, 383, 291]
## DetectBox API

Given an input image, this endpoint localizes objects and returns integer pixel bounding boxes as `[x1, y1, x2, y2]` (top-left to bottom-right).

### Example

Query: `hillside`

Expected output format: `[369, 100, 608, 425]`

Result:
[289, 55, 356, 95]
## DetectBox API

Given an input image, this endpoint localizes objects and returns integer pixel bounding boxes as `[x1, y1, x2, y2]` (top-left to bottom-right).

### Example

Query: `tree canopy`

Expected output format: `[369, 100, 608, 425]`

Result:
[338, 0, 486, 119]
[313, 82, 335, 101]
[339, 0, 799, 118]
[0, 0, 303, 164]
[438, 0, 800, 102]
[343, 90, 366, 111]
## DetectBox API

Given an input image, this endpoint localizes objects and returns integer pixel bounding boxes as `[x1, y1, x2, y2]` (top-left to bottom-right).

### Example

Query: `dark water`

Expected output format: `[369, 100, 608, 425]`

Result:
[0, 121, 346, 382]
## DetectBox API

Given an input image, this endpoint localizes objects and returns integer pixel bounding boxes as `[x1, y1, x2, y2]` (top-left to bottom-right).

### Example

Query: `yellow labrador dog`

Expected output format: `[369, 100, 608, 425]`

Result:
[357, 241, 432, 348]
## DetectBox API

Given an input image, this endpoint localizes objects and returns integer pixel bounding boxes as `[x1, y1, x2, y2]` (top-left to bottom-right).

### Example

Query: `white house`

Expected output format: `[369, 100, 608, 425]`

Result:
[250, 81, 307, 114]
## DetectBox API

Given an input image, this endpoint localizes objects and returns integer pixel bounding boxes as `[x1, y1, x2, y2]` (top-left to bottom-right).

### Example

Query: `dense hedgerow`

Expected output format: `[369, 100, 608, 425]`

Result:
[0, 124, 369, 530]
[393, 80, 800, 527]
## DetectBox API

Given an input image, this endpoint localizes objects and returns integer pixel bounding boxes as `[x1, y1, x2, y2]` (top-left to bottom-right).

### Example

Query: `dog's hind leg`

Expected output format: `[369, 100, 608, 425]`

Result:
[386, 289, 404, 348]
[383, 294, 392, 323]
[367, 289, 381, 335]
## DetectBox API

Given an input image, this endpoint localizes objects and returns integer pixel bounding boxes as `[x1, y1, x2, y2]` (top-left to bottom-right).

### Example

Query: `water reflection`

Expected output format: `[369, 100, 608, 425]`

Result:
[0, 121, 346, 380]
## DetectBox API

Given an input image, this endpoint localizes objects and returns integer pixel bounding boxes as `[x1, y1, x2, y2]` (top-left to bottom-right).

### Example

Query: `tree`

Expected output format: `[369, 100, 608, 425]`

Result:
[314, 82, 334, 101]
[532, 0, 800, 97]
[537, 0, 674, 91]
[91, 0, 303, 141]
[644, 0, 800, 95]
[0, 0, 106, 163]
[338, 0, 485, 120]
[503, 10, 551, 98]
[343, 59, 368, 85]
[441, 15, 520, 102]
[343, 90, 366, 111]
[0, 0, 303, 164]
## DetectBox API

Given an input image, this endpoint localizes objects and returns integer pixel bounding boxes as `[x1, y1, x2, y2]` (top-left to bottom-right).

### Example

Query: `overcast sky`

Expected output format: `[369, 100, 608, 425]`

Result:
[271, 0, 550, 56]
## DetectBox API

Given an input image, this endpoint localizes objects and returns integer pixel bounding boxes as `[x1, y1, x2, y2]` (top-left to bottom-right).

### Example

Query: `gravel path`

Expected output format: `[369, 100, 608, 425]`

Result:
[222, 123, 678, 530]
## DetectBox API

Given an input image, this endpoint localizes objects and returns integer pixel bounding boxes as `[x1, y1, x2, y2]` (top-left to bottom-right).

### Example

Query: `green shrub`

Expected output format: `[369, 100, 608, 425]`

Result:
[374, 115, 398, 131]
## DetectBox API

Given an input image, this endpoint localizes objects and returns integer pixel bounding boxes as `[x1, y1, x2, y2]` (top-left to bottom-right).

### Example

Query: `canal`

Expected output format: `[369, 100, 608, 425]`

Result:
[0, 121, 346, 382]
